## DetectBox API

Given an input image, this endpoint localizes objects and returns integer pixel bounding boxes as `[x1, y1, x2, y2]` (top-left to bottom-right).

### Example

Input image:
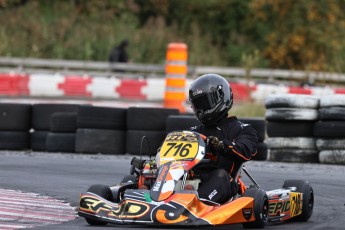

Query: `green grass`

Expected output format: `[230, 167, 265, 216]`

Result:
[230, 101, 266, 118]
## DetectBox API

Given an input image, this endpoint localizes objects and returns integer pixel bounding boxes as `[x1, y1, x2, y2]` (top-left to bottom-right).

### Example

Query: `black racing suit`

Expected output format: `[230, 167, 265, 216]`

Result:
[190, 116, 258, 204]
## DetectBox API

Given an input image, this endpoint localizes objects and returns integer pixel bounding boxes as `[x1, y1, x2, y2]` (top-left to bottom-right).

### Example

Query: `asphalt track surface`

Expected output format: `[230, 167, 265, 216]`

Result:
[0, 151, 344, 230]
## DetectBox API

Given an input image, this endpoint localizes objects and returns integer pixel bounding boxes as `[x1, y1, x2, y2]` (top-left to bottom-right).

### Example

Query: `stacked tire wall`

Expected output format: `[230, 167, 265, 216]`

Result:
[265, 95, 320, 163]
[31, 104, 79, 151]
[0, 103, 31, 150]
[126, 107, 179, 156]
[46, 112, 77, 153]
[75, 106, 127, 155]
[315, 95, 345, 165]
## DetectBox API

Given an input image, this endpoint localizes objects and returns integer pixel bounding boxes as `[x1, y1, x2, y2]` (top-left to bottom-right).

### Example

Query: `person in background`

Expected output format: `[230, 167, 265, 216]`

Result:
[188, 73, 258, 204]
[108, 39, 129, 63]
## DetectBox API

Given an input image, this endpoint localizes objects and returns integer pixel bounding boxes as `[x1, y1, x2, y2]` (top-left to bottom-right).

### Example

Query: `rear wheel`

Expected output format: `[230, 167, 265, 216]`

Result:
[85, 184, 113, 225]
[242, 188, 268, 229]
[282, 180, 314, 221]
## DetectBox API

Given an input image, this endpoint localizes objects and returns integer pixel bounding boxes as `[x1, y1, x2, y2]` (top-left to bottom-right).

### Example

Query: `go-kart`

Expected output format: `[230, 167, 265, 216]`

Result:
[78, 130, 314, 228]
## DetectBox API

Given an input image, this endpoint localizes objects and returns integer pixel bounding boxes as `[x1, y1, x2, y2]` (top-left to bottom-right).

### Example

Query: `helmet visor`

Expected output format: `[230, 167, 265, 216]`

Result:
[190, 87, 224, 112]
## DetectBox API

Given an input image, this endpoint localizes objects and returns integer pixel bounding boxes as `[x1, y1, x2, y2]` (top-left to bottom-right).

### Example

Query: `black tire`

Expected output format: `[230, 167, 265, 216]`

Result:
[316, 138, 345, 150]
[267, 121, 315, 137]
[313, 121, 345, 138]
[75, 129, 125, 155]
[282, 180, 314, 221]
[126, 130, 166, 155]
[265, 94, 319, 109]
[30, 131, 49, 151]
[49, 112, 77, 132]
[77, 105, 127, 130]
[127, 107, 179, 130]
[267, 137, 315, 149]
[239, 118, 266, 142]
[165, 115, 200, 133]
[266, 108, 318, 121]
[0, 103, 31, 131]
[252, 142, 268, 161]
[121, 175, 137, 183]
[242, 188, 269, 228]
[0, 131, 29, 150]
[319, 150, 345, 165]
[46, 133, 76, 153]
[269, 149, 319, 163]
[85, 184, 113, 225]
[319, 95, 345, 107]
[32, 104, 79, 130]
[319, 107, 345, 121]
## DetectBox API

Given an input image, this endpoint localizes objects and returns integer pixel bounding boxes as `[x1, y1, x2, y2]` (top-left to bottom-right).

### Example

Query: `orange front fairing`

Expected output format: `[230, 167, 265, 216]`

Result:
[79, 190, 256, 226]
[171, 193, 255, 225]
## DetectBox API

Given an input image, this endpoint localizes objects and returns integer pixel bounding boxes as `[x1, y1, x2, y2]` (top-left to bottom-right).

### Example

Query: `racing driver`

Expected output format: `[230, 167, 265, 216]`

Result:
[188, 73, 258, 204]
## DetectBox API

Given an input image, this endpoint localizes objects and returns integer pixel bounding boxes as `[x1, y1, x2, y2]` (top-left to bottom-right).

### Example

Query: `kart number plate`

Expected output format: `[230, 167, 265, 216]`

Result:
[159, 132, 199, 164]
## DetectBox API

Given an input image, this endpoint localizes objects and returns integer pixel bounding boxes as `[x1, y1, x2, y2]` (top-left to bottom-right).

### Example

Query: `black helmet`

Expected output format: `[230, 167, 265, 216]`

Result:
[189, 74, 233, 126]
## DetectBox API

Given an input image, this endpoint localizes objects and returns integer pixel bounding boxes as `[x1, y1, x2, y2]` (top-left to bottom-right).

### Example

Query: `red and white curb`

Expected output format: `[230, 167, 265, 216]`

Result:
[0, 189, 76, 229]
[1, 72, 345, 102]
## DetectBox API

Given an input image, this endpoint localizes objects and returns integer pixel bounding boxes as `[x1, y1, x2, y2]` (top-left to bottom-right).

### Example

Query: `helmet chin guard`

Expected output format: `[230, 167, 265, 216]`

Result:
[189, 74, 233, 126]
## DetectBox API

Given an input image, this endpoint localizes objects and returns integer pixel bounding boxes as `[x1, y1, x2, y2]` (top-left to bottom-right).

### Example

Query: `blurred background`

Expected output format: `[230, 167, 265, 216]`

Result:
[1, 0, 345, 117]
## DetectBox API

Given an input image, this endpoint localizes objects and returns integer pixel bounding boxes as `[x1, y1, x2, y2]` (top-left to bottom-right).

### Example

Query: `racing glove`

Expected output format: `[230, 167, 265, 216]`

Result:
[207, 136, 234, 157]
[207, 136, 225, 152]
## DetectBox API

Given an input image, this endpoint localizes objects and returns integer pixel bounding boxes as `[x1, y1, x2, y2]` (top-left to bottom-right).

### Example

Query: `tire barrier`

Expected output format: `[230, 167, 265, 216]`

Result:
[0, 131, 30, 150]
[46, 112, 77, 153]
[2, 98, 345, 165]
[75, 129, 125, 155]
[75, 106, 127, 155]
[0, 103, 31, 150]
[32, 104, 79, 130]
[266, 121, 314, 137]
[31, 104, 79, 151]
[126, 107, 179, 155]
[50, 112, 77, 133]
[77, 106, 127, 130]
[315, 94, 345, 165]
[46, 132, 76, 153]
[265, 94, 319, 163]
[30, 131, 49, 151]
[319, 150, 345, 165]
[165, 115, 200, 133]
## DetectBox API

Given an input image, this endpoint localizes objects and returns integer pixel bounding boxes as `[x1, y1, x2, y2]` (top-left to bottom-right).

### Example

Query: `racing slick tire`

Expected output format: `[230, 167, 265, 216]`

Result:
[85, 184, 114, 225]
[242, 188, 269, 229]
[282, 180, 314, 221]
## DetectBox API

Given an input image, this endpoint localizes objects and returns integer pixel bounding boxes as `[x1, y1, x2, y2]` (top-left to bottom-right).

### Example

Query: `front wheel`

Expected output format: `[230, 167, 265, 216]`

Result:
[282, 180, 314, 221]
[85, 184, 113, 225]
[242, 188, 268, 229]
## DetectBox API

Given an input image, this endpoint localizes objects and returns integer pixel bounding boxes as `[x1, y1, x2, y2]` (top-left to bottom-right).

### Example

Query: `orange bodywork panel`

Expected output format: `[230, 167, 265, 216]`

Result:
[171, 193, 255, 225]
